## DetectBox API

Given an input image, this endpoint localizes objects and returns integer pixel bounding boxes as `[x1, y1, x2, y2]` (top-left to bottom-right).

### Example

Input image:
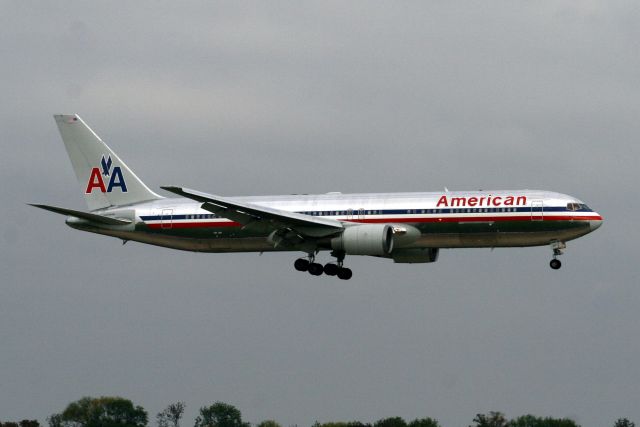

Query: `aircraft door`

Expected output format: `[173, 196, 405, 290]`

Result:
[160, 208, 173, 229]
[531, 200, 543, 221]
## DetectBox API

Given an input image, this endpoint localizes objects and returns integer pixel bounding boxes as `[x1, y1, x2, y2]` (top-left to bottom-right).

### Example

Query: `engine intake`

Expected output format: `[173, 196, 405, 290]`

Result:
[331, 224, 394, 256]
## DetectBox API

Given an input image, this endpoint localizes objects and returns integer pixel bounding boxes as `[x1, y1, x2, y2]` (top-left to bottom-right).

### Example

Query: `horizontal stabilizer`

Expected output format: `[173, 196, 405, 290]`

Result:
[29, 204, 132, 225]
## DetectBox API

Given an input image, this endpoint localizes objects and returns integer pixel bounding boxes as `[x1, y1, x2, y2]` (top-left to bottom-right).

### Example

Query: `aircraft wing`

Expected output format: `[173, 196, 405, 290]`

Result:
[161, 186, 344, 238]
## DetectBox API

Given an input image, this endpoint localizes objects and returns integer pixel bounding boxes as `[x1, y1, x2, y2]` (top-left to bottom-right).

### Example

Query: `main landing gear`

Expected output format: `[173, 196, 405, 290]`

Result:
[549, 241, 566, 270]
[293, 251, 353, 280]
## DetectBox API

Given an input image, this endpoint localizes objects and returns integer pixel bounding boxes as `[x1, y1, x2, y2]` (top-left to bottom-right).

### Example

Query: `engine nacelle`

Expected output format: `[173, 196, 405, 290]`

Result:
[391, 248, 439, 263]
[331, 224, 394, 256]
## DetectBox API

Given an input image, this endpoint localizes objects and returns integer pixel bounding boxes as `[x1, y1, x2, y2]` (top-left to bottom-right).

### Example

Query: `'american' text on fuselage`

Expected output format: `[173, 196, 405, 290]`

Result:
[436, 195, 527, 208]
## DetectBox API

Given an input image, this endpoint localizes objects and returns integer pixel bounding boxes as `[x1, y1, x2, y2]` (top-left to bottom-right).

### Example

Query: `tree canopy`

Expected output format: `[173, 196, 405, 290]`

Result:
[36, 399, 634, 427]
[469, 413, 580, 427]
[471, 412, 509, 427]
[47, 396, 147, 427]
[194, 402, 250, 427]
[509, 414, 579, 427]
[157, 402, 186, 427]
[374, 417, 407, 427]
[408, 418, 440, 427]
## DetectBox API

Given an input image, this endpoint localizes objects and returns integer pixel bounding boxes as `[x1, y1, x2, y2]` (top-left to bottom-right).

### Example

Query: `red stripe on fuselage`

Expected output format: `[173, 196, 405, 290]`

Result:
[147, 221, 241, 229]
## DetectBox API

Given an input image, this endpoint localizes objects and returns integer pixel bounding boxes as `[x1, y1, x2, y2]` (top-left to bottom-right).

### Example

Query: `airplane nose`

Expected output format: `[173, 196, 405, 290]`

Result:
[590, 217, 603, 231]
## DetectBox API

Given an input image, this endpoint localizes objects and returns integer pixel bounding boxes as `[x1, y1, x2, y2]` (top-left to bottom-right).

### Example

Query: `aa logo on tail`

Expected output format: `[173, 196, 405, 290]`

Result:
[85, 155, 128, 193]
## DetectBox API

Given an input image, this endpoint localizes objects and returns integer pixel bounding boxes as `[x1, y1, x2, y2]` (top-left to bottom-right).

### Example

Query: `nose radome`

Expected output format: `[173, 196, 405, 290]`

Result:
[590, 218, 603, 231]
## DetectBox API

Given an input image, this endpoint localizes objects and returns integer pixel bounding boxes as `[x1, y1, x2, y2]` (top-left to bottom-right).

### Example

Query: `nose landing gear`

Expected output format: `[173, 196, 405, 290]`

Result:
[549, 241, 566, 270]
[292, 251, 352, 280]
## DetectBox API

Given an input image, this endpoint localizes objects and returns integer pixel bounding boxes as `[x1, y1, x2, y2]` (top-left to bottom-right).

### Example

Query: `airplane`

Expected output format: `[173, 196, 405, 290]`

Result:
[31, 114, 603, 280]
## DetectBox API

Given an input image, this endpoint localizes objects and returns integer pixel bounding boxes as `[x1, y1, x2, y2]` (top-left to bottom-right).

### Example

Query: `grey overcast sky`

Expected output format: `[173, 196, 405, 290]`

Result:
[1, 2, 638, 426]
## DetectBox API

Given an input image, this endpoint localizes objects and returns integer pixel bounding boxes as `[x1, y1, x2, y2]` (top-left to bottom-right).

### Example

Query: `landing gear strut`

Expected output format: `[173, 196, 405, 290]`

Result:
[549, 241, 566, 270]
[292, 251, 353, 280]
[331, 250, 352, 280]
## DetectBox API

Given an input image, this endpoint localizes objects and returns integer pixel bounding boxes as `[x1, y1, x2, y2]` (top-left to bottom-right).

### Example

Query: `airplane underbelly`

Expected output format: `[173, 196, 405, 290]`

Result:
[86, 218, 592, 252]
[413, 221, 591, 248]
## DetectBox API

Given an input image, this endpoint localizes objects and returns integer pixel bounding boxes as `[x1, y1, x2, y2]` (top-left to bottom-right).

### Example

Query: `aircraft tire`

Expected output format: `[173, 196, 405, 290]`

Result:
[294, 258, 310, 272]
[308, 262, 324, 276]
[337, 267, 353, 280]
[550, 259, 562, 270]
[324, 263, 339, 276]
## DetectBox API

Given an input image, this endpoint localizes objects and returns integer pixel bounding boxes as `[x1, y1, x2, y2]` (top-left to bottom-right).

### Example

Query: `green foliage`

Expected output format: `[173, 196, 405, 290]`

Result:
[47, 414, 63, 427]
[508, 415, 539, 427]
[471, 412, 509, 427]
[374, 417, 407, 427]
[0, 422, 39, 427]
[317, 423, 350, 427]
[313, 421, 372, 427]
[509, 414, 579, 427]
[314, 422, 372, 427]
[42, 396, 627, 427]
[48, 396, 147, 427]
[469, 413, 579, 427]
[194, 402, 249, 427]
[407, 418, 440, 427]
[157, 402, 186, 427]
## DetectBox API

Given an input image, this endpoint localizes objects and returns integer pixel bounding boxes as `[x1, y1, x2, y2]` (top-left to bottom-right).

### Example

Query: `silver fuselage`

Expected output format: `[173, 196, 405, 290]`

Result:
[66, 189, 603, 255]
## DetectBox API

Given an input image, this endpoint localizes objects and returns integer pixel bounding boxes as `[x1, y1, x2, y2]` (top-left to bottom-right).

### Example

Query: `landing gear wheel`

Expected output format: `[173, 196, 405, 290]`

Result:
[308, 263, 324, 276]
[337, 267, 353, 280]
[550, 259, 562, 270]
[294, 258, 310, 272]
[324, 263, 339, 276]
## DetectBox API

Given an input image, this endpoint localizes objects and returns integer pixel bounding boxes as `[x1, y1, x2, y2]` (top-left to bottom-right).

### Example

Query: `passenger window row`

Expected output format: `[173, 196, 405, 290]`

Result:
[303, 208, 521, 216]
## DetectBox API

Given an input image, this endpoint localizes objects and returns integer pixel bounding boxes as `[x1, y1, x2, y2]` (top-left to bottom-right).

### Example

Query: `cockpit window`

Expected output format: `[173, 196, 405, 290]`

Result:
[567, 203, 589, 211]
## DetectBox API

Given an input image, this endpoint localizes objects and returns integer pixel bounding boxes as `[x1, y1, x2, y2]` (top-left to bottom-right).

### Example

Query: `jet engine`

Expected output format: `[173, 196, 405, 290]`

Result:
[391, 248, 439, 263]
[331, 224, 394, 256]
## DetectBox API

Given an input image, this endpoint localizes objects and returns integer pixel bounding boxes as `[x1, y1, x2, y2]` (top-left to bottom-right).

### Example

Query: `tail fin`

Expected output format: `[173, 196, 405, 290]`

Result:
[54, 114, 161, 211]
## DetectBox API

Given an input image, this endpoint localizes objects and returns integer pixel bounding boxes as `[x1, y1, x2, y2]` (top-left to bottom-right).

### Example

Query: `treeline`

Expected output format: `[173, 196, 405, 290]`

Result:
[1, 397, 636, 427]
[0, 422, 40, 427]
